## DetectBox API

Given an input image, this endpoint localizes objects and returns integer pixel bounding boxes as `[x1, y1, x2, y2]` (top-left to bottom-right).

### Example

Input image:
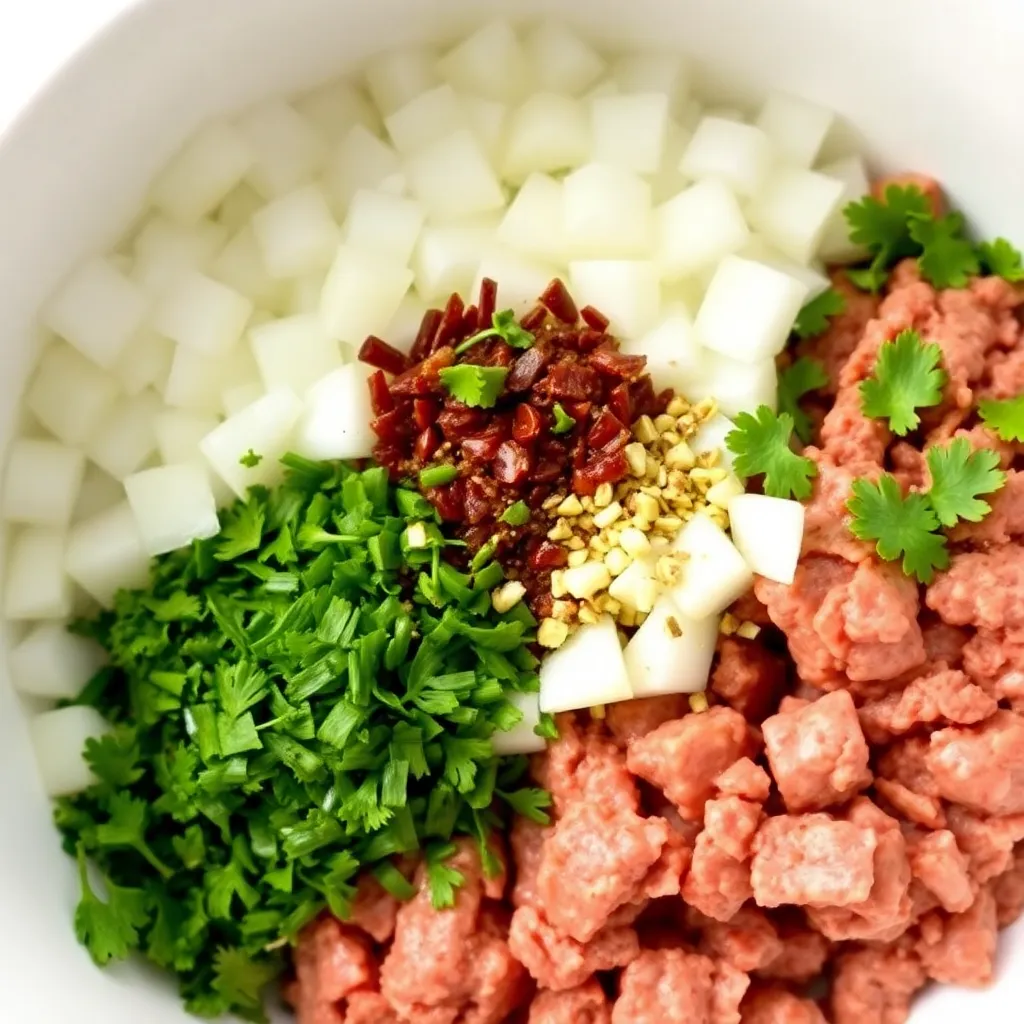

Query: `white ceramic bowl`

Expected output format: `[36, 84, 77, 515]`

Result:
[1, 1, 1022, 1021]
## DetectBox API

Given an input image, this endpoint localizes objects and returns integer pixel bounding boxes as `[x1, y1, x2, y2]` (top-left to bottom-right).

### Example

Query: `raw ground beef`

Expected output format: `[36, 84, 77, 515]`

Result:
[286, 180, 1024, 1023]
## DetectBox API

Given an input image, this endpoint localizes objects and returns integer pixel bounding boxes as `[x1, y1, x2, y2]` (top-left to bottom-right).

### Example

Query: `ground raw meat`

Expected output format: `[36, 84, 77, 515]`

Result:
[831, 943, 926, 1024]
[927, 546, 1024, 635]
[698, 909, 782, 972]
[605, 693, 689, 744]
[907, 829, 974, 913]
[741, 987, 827, 1024]
[917, 887, 999, 987]
[527, 981, 611, 1024]
[710, 638, 788, 722]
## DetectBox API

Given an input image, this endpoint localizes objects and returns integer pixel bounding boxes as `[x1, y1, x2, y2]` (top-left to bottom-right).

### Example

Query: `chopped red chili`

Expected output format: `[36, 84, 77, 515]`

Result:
[580, 304, 611, 332]
[358, 335, 408, 376]
[512, 403, 544, 444]
[477, 277, 498, 332]
[410, 308, 444, 362]
[540, 278, 579, 325]
[368, 370, 394, 416]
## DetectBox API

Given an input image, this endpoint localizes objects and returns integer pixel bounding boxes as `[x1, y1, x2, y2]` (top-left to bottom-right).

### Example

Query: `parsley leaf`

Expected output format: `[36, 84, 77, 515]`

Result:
[454, 308, 535, 355]
[725, 406, 817, 500]
[498, 787, 552, 826]
[847, 474, 950, 583]
[793, 288, 846, 339]
[438, 365, 509, 409]
[95, 793, 173, 879]
[239, 449, 263, 468]
[777, 357, 828, 444]
[74, 847, 150, 966]
[859, 329, 946, 435]
[979, 394, 1024, 442]
[84, 728, 144, 788]
[925, 438, 1006, 528]
[211, 947, 280, 1018]
[215, 501, 264, 561]
[551, 402, 576, 434]
[908, 212, 980, 289]
[426, 843, 465, 909]
[978, 238, 1024, 282]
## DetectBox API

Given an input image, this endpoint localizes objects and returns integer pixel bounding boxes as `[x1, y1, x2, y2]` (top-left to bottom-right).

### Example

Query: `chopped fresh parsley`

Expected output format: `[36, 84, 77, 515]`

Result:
[979, 393, 1024, 442]
[58, 457, 549, 1019]
[977, 238, 1024, 282]
[859, 329, 946, 435]
[550, 402, 576, 434]
[454, 308, 535, 355]
[438, 365, 509, 409]
[777, 357, 828, 444]
[239, 449, 263, 468]
[792, 288, 846, 340]
[500, 501, 531, 526]
[725, 406, 817, 500]
[925, 438, 1006, 527]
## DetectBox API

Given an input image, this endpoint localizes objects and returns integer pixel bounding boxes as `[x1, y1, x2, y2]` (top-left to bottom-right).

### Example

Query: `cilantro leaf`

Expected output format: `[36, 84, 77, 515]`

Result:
[84, 728, 144, 788]
[214, 659, 268, 720]
[777, 357, 828, 444]
[859, 329, 946, 435]
[845, 262, 890, 294]
[847, 474, 950, 583]
[426, 843, 465, 909]
[140, 592, 202, 622]
[454, 308, 535, 355]
[498, 787, 552, 826]
[212, 947, 280, 1018]
[978, 238, 1024, 282]
[74, 847, 150, 966]
[239, 449, 263, 468]
[979, 393, 1024, 442]
[95, 793, 173, 879]
[908, 212, 980, 289]
[725, 406, 817, 500]
[550, 402, 576, 434]
[844, 185, 932, 259]
[215, 500, 265, 561]
[438, 365, 509, 409]
[925, 438, 1006, 528]
[793, 288, 846, 339]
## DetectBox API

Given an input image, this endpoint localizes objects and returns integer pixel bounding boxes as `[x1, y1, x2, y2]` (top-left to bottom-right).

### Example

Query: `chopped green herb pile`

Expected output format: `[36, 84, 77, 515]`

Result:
[58, 455, 550, 1020]
[725, 406, 818, 500]
[859, 329, 947, 435]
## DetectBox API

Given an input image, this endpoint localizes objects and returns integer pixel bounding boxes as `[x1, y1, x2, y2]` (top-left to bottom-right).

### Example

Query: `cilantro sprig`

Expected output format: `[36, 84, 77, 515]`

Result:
[439, 365, 509, 409]
[725, 406, 817, 500]
[777, 357, 828, 444]
[792, 288, 846, 340]
[454, 308, 535, 355]
[859, 329, 947, 435]
[979, 393, 1024, 442]
[58, 456, 549, 1019]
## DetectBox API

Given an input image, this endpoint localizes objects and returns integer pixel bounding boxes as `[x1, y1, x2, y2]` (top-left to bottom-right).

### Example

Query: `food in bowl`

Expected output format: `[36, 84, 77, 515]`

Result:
[4, 15, 1024, 1023]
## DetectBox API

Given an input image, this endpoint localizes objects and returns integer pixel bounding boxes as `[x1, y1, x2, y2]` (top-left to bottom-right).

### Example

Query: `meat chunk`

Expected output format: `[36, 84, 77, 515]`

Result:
[626, 707, 753, 820]
[508, 905, 639, 991]
[347, 872, 400, 943]
[858, 667, 997, 744]
[945, 805, 1024, 884]
[605, 694, 688, 745]
[704, 796, 764, 862]
[917, 887, 998, 987]
[715, 758, 772, 803]
[710, 638, 788, 722]
[380, 841, 527, 1024]
[962, 629, 1024, 700]
[992, 848, 1024, 927]
[831, 944, 925, 1024]
[510, 815, 547, 911]
[907, 830, 974, 914]
[757, 919, 830, 983]
[683, 823, 755, 922]
[612, 949, 749, 1024]
[820, 385, 891, 466]
[951, 470, 1024, 546]
[288, 917, 374, 1024]
[699, 908, 782, 973]
[926, 546, 1024, 635]
[345, 991, 401, 1024]
[927, 710, 1024, 816]
[873, 777, 946, 830]
[528, 980, 612, 1024]
[750, 814, 876, 909]
[537, 797, 669, 942]
[762, 690, 872, 812]
[741, 988, 827, 1024]
[798, 453, 878, 564]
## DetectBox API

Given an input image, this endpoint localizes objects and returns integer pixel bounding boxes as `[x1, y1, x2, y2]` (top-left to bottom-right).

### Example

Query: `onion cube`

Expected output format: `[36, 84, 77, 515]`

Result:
[491, 691, 546, 756]
[620, 307, 702, 395]
[414, 218, 498, 302]
[321, 245, 413, 344]
[153, 270, 253, 357]
[608, 553, 661, 614]
[525, 21, 606, 96]
[217, 182, 266, 234]
[669, 513, 753, 620]
[154, 409, 220, 465]
[691, 412, 737, 471]
[649, 119, 693, 204]
[563, 163, 652, 259]
[385, 293, 429, 355]
[294, 364, 375, 461]
[324, 125, 405, 213]
[612, 52, 691, 110]
[131, 215, 226, 298]
[437, 21, 529, 103]
[43, 257, 148, 370]
[591, 93, 670, 175]
[252, 184, 340, 279]
[539, 615, 632, 714]
[698, 351, 777, 419]
[462, 96, 508, 162]
[27, 343, 120, 446]
[288, 273, 328, 316]
[502, 93, 591, 183]
[236, 99, 327, 198]
[31, 706, 110, 796]
[199, 390, 302, 498]
[73, 466, 124, 523]
[740, 235, 831, 301]
[624, 597, 719, 696]
[342, 190, 425, 265]
[5, 528, 72, 619]
[85, 390, 162, 480]
[221, 382, 265, 417]
[115, 331, 175, 396]
[3, 439, 86, 527]
[66, 502, 151, 606]
[569, 261, 660, 339]
[10, 622, 105, 700]
[748, 167, 846, 264]
[656, 179, 750, 280]
[756, 91, 835, 168]
[365, 47, 441, 115]
[125, 463, 220, 556]
[695, 256, 808, 363]
[473, 249, 563, 316]
[210, 226, 289, 312]
[679, 117, 773, 198]
[164, 345, 232, 413]
[250, 314, 342, 395]
[817, 155, 872, 263]
[728, 493, 805, 585]
[385, 84, 467, 155]
[150, 119, 252, 224]
[295, 77, 381, 142]
[406, 130, 505, 221]
[497, 173, 566, 265]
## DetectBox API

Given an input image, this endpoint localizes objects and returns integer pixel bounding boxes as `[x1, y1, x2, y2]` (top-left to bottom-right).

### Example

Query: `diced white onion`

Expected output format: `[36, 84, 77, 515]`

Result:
[5, 527, 73, 620]
[27, 343, 120, 446]
[405, 129, 506, 221]
[728, 493, 805, 585]
[320, 245, 414, 344]
[747, 167, 846, 264]
[251, 184, 340, 279]
[66, 502, 151, 607]
[125, 463, 221, 556]
[85, 390, 163, 480]
[755, 91, 835, 168]
[31, 706, 111, 797]
[437, 21, 529, 103]
[668, 513, 754, 620]
[491, 691, 546, 755]
[539, 616, 632, 714]
[656, 178, 750, 280]
[562, 162, 653, 259]
[679, 117, 772, 198]
[236, 99, 327, 199]
[293, 364, 376, 462]
[624, 596, 719, 696]
[2, 439, 86, 527]
[591, 92, 670, 175]
[250, 314, 343, 396]
[10, 622, 106, 699]
[502, 93, 591, 183]
[569, 260, 660, 340]
[341, 190, 425, 265]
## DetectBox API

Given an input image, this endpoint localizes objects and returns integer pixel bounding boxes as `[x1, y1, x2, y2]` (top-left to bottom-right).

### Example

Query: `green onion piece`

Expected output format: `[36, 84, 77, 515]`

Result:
[470, 539, 498, 573]
[419, 464, 459, 489]
[472, 561, 505, 592]
[551, 403, 576, 434]
[500, 500, 530, 526]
